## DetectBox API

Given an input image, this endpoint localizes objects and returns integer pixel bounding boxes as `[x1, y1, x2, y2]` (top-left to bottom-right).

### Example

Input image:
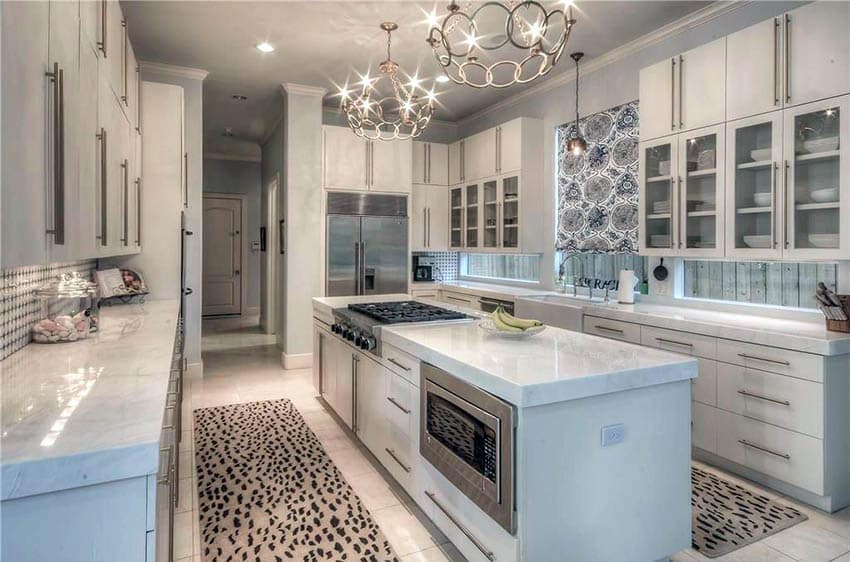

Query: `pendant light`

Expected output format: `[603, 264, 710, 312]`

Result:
[566, 51, 587, 156]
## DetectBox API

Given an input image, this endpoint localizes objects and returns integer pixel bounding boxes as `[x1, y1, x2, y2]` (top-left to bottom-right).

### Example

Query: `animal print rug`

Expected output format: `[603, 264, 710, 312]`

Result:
[194, 399, 399, 561]
[691, 466, 807, 558]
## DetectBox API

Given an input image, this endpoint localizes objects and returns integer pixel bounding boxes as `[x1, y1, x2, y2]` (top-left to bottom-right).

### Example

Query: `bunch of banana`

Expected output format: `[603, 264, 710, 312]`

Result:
[490, 306, 543, 332]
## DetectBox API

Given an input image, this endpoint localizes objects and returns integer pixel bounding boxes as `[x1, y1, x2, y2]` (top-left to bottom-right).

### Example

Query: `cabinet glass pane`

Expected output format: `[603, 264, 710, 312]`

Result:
[450, 188, 463, 247]
[644, 144, 673, 248]
[502, 176, 519, 248]
[792, 106, 841, 249]
[483, 181, 498, 247]
[466, 184, 478, 247]
[732, 120, 775, 250]
[683, 133, 718, 249]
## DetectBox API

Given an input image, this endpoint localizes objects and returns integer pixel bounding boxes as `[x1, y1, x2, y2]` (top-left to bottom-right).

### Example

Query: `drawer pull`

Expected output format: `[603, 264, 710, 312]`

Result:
[594, 325, 624, 335]
[738, 353, 790, 367]
[387, 357, 411, 372]
[738, 439, 791, 460]
[384, 448, 411, 473]
[737, 389, 791, 407]
[445, 295, 470, 304]
[656, 337, 693, 348]
[387, 396, 410, 414]
[425, 491, 495, 561]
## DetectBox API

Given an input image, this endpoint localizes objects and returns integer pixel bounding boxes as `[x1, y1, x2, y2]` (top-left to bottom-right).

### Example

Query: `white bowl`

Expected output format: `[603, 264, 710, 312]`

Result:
[803, 137, 839, 154]
[743, 235, 771, 248]
[808, 234, 839, 248]
[810, 187, 839, 203]
[752, 192, 772, 207]
[478, 318, 546, 339]
[750, 148, 772, 161]
[658, 161, 671, 176]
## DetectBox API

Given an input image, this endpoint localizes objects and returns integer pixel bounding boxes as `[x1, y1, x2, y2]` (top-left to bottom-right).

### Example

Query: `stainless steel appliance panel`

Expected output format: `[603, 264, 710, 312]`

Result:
[326, 215, 361, 297]
[327, 191, 407, 217]
[360, 216, 408, 295]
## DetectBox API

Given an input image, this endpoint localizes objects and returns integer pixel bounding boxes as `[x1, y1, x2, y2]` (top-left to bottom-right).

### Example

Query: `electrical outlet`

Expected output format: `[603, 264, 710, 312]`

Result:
[601, 423, 625, 447]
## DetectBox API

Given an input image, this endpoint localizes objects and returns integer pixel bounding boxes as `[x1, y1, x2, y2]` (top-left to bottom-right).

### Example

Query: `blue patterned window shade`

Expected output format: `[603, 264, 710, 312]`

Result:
[556, 100, 639, 253]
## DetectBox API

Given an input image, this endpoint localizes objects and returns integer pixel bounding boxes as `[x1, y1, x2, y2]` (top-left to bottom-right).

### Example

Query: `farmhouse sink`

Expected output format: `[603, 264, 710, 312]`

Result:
[515, 293, 608, 332]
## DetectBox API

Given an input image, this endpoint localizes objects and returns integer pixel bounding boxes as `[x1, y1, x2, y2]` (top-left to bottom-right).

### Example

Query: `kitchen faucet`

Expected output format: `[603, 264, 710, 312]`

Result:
[558, 253, 584, 297]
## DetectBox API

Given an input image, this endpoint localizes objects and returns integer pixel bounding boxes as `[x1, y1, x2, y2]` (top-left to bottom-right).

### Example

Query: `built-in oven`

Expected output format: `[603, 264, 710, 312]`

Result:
[420, 362, 516, 534]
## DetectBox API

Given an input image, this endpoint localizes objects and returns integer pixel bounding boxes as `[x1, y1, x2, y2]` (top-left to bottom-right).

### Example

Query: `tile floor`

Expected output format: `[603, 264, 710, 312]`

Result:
[175, 316, 850, 562]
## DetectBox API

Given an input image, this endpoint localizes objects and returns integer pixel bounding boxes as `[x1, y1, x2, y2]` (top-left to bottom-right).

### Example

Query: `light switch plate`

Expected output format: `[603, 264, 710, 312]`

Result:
[601, 423, 625, 447]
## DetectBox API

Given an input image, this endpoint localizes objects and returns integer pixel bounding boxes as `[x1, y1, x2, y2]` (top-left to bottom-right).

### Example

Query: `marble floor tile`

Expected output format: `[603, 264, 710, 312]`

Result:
[352, 470, 405, 513]
[371, 503, 439, 557]
[173, 510, 195, 560]
[327, 445, 379, 479]
[402, 543, 465, 561]
[763, 522, 850, 561]
[175, 477, 194, 513]
[178, 450, 194, 480]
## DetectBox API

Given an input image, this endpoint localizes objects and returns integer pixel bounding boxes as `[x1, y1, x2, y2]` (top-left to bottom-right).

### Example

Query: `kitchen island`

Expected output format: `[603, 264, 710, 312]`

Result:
[313, 295, 697, 562]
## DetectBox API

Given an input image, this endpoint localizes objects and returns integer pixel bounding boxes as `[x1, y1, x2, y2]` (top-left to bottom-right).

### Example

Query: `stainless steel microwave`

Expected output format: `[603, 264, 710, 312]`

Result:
[420, 362, 516, 534]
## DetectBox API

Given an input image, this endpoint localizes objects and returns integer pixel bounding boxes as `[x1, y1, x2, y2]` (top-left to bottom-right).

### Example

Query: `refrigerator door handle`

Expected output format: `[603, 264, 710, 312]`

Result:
[354, 242, 361, 295]
[360, 242, 367, 294]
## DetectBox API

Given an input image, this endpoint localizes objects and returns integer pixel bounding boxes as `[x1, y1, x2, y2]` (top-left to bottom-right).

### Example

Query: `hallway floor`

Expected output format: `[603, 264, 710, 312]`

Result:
[173, 318, 850, 562]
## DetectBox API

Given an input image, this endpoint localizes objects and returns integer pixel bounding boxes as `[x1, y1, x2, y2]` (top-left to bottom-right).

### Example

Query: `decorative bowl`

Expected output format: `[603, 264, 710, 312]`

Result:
[478, 319, 546, 339]
[808, 234, 839, 248]
[743, 235, 771, 248]
[810, 187, 839, 203]
[752, 192, 772, 207]
[750, 148, 772, 161]
[803, 137, 839, 154]
[658, 161, 671, 176]
[697, 149, 716, 170]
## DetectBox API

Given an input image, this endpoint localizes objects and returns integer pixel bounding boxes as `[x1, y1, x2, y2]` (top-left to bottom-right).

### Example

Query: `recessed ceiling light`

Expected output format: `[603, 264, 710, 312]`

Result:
[435, 75, 450, 84]
[231, 94, 248, 101]
[256, 42, 275, 53]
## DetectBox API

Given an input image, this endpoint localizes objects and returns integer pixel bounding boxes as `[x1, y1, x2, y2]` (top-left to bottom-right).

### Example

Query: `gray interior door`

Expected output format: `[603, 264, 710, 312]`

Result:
[327, 215, 360, 296]
[361, 217, 408, 295]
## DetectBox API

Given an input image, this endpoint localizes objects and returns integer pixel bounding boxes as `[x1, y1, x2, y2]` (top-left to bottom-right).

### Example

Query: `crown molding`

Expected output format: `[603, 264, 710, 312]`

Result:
[204, 152, 261, 163]
[281, 83, 327, 97]
[139, 61, 209, 81]
[457, 0, 747, 127]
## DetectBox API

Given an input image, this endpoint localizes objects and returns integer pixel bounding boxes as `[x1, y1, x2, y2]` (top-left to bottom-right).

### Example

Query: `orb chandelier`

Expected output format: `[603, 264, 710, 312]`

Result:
[426, 1, 576, 89]
[340, 22, 437, 141]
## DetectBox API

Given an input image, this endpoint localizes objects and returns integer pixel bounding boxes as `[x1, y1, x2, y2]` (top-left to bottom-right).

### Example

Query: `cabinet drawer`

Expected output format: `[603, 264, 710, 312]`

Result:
[692, 359, 718, 406]
[717, 362, 823, 438]
[717, 339, 823, 382]
[716, 408, 824, 494]
[411, 288, 440, 300]
[582, 316, 641, 344]
[386, 373, 413, 439]
[441, 290, 480, 309]
[382, 425, 413, 489]
[641, 326, 717, 359]
[382, 343, 420, 386]
[692, 401, 718, 453]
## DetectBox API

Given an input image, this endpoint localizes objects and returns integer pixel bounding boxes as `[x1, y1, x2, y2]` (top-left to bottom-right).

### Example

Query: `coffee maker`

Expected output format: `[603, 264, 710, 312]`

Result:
[412, 255, 434, 282]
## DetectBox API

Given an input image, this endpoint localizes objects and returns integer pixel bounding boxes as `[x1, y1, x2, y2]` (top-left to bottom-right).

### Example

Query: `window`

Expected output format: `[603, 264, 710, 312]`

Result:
[460, 253, 541, 284]
[684, 261, 838, 310]
[555, 253, 648, 288]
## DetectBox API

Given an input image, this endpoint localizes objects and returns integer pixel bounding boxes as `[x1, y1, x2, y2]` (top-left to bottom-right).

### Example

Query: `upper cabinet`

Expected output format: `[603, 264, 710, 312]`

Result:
[455, 119, 526, 182]
[448, 140, 464, 185]
[412, 141, 448, 186]
[726, 2, 850, 122]
[322, 126, 411, 192]
[639, 38, 726, 141]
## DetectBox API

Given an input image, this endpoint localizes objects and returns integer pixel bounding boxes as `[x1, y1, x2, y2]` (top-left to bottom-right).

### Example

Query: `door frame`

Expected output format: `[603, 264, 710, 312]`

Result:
[263, 175, 279, 333]
[202, 193, 247, 317]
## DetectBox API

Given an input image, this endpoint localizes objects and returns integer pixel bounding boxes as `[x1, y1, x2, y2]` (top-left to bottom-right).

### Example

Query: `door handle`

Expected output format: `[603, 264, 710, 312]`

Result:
[45, 63, 65, 244]
[97, 128, 108, 246]
[136, 65, 142, 133]
[677, 176, 683, 248]
[670, 58, 676, 131]
[783, 160, 790, 249]
[121, 159, 129, 245]
[771, 162, 778, 248]
[98, 0, 107, 56]
[784, 14, 791, 103]
[678, 55, 683, 129]
[135, 178, 142, 245]
[773, 17, 780, 106]
[354, 242, 361, 295]
[183, 152, 188, 207]
[121, 18, 128, 105]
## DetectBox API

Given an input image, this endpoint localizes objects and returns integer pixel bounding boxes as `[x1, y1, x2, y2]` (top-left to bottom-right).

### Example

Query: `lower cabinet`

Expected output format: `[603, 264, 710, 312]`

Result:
[440, 290, 480, 310]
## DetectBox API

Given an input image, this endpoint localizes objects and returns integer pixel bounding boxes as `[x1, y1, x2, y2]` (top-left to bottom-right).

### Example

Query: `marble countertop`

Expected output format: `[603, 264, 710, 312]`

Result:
[1, 299, 179, 500]
[437, 280, 551, 300]
[382, 321, 697, 408]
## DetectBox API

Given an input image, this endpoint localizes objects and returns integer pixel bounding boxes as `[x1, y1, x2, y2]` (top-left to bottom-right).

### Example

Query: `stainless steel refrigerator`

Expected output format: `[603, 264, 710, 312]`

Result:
[326, 192, 408, 297]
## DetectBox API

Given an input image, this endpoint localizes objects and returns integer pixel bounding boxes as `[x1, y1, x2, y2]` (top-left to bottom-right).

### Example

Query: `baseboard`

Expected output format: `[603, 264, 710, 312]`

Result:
[282, 352, 313, 370]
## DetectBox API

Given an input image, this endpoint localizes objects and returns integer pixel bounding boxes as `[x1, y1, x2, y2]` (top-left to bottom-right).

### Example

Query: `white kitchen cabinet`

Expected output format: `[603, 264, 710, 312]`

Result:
[639, 135, 679, 254]
[78, 39, 103, 260]
[412, 141, 448, 186]
[355, 354, 387, 458]
[104, 0, 125, 102]
[323, 126, 368, 190]
[785, 2, 850, 110]
[129, 131, 142, 249]
[725, 111, 785, 259]
[370, 137, 412, 192]
[124, 33, 138, 130]
[726, 18, 783, 121]
[98, 82, 134, 256]
[464, 182, 480, 249]
[639, 58, 677, 142]
[411, 185, 448, 251]
[677, 124, 725, 256]
[498, 118, 522, 174]
[481, 175, 522, 250]
[449, 185, 464, 249]
[465, 130, 496, 181]
[782, 95, 850, 260]
[679, 38, 726, 133]
[448, 140, 464, 184]
[80, 0, 105, 54]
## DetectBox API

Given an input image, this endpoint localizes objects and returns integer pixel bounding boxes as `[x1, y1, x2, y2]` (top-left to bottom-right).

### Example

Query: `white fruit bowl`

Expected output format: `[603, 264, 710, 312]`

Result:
[810, 187, 839, 203]
[743, 235, 771, 248]
[803, 137, 839, 154]
[750, 148, 772, 161]
[752, 192, 772, 207]
[478, 318, 546, 339]
[808, 234, 839, 248]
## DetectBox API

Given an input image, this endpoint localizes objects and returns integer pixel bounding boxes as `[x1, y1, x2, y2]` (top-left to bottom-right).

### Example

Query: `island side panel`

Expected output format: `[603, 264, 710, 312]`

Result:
[516, 380, 692, 562]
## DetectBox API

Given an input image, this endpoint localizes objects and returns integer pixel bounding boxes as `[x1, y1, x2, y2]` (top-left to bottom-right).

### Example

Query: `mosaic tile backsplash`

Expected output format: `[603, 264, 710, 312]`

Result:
[0, 260, 97, 360]
[412, 252, 458, 282]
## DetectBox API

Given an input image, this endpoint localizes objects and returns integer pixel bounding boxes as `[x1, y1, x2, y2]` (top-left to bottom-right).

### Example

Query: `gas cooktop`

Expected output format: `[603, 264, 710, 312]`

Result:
[348, 301, 468, 324]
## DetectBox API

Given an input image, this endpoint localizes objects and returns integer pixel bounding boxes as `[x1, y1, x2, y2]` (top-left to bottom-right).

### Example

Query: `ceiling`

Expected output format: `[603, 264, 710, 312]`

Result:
[122, 1, 710, 158]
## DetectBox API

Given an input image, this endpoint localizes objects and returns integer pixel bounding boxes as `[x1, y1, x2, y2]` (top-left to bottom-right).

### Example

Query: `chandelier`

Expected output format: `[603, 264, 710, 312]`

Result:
[340, 22, 436, 141]
[426, 1, 576, 89]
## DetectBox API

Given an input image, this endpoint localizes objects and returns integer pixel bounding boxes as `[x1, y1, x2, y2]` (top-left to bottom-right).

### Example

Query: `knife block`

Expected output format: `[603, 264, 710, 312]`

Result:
[825, 295, 850, 333]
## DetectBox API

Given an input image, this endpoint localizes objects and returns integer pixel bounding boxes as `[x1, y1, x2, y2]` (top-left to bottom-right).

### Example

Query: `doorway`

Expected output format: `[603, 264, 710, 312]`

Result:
[202, 195, 244, 316]
[262, 175, 278, 334]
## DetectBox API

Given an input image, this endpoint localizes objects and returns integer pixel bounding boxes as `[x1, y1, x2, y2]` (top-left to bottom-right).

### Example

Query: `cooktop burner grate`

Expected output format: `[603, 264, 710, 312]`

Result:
[348, 301, 468, 324]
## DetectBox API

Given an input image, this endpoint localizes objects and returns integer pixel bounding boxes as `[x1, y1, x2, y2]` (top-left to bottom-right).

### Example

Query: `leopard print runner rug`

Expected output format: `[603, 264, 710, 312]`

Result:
[194, 399, 399, 561]
[692, 466, 807, 558]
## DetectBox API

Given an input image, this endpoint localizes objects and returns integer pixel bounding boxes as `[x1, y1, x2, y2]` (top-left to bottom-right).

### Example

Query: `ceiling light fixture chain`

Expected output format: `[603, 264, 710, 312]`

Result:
[426, 0, 577, 89]
[338, 22, 437, 141]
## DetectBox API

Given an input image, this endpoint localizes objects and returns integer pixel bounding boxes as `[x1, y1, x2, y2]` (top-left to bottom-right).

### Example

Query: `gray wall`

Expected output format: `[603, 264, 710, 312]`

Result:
[455, 1, 804, 290]
[203, 158, 262, 310]
[141, 66, 206, 365]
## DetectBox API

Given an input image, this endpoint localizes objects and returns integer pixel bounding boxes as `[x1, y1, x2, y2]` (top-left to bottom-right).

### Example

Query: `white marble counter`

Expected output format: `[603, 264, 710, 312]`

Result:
[437, 280, 551, 300]
[1, 299, 180, 500]
[382, 321, 697, 408]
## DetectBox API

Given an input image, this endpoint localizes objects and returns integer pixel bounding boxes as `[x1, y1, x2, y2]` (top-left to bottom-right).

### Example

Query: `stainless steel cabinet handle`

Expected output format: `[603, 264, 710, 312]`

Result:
[737, 389, 791, 407]
[121, 19, 128, 105]
[423, 208, 427, 246]
[426, 208, 431, 247]
[136, 65, 142, 132]
[771, 162, 778, 248]
[678, 55, 684, 128]
[121, 159, 129, 245]
[426, 143, 430, 183]
[351, 354, 359, 432]
[594, 325, 624, 335]
[386, 396, 410, 414]
[385, 448, 411, 473]
[784, 14, 791, 103]
[135, 178, 142, 245]
[773, 18, 780, 105]
[677, 176, 683, 248]
[365, 142, 370, 187]
[445, 295, 469, 304]
[387, 357, 411, 371]
[670, 58, 676, 131]
[737, 352, 790, 366]
[98, 0, 107, 56]
[183, 152, 188, 207]
[738, 439, 791, 460]
[655, 337, 693, 349]
[783, 160, 790, 248]
[98, 128, 108, 245]
[354, 242, 361, 295]
[45, 63, 65, 244]
[460, 140, 465, 181]
[425, 491, 495, 561]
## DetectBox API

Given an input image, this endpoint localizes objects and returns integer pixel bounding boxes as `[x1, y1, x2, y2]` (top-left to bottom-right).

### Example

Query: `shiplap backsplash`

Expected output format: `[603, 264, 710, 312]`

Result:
[0, 260, 97, 360]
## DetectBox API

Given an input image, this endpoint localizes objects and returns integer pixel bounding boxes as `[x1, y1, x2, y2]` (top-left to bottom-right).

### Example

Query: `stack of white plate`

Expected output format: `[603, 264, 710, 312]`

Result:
[808, 234, 839, 248]
[650, 234, 670, 247]
[743, 235, 771, 248]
